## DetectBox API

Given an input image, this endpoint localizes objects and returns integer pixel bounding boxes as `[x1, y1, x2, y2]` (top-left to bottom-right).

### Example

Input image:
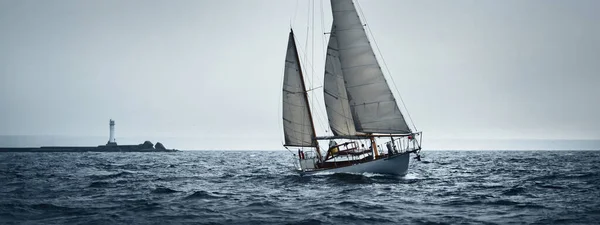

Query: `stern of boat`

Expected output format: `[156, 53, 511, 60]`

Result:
[293, 150, 320, 172]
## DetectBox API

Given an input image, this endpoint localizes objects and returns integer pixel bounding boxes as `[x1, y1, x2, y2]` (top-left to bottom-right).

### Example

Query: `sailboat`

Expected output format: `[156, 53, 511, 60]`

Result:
[282, 0, 422, 176]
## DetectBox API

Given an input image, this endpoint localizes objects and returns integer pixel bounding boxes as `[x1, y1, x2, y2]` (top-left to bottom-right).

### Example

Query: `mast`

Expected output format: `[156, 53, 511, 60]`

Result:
[290, 29, 322, 161]
[370, 136, 379, 159]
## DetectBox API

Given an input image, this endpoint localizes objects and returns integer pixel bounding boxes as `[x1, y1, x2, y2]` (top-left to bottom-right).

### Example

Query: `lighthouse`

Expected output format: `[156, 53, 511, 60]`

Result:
[106, 119, 117, 146]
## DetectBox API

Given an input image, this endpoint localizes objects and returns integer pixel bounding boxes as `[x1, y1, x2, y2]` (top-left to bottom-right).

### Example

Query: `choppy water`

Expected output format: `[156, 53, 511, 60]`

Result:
[0, 150, 599, 224]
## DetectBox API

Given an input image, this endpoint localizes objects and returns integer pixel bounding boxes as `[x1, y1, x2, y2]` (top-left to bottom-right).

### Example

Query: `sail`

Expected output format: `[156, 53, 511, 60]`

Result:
[282, 31, 317, 147]
[330, 0, 411, 134]
[324, 27, 356, 136]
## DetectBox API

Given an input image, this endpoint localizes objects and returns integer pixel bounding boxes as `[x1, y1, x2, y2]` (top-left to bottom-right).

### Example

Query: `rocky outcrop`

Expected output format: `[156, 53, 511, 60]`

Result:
[140, 141, 154, 149]
[155, 142, 166, 150]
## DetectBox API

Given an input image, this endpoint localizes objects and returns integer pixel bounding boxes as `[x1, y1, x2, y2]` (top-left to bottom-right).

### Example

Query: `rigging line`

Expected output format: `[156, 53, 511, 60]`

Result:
[311, 0, 331, 137]
[309, 1, 332, 138]
[292, 30, 322, 135]
[306, 86, 323, 92]
[296, 50, 328, 136]
[283, 145, 296, 156]
[302, 0, 322, 129]
[355, 0, 418, 132]
[293, 30, 314, 152]
[306, 56, 331, 135]
[292, 0, 300, 28]
[320, 0, 327, 60]
[319, 0, 332, 135]
[304, 0, 310, 61]
[292, 21, 330, 136]
[294, 38, 330, 134]
[311, 0, 315, 131]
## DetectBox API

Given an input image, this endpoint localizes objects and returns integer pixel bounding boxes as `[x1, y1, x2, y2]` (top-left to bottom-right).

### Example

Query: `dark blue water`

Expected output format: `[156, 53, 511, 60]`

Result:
[1, 151, 599, 224]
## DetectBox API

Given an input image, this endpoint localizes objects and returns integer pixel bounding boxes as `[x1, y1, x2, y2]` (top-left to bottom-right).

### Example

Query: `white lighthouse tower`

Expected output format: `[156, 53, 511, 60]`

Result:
[106, 119, 117, 146]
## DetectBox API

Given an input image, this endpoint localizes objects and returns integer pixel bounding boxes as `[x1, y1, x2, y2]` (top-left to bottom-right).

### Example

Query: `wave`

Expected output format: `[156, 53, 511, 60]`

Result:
[325, 173, 374, 185]
[122, 200, 162, 212]
[246, 201, 278, 208]
[30, 203, 75, 211]
[337, 201, 358, 207]
[285, 219, 324, 225]
[502, 185, 527, 196]
[536, 183, 566, 189]
[569, 172, 598, 179]
[88, 181, 111, 188]
[329, 212, 395, 223]
[88, 171, 133, 180]
[488, 199, 520, 206]
[515, 202, 547, 209]
[152, 187, 179, 194]
[184, 191, 222, 200]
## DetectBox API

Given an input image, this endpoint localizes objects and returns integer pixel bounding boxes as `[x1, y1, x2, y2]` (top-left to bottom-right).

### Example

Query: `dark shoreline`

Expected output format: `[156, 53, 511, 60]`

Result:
[0, 145, 177, 152]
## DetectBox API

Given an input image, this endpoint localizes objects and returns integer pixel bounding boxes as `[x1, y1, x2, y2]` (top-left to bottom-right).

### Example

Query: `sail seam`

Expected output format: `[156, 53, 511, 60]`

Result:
[282, 117, 312, 126]
[282, 100, 309, 108]
[323, 90, 339, 99]
[326, 108, 355, 119]
[283, 89, 308, 94]
[345, 82, 386, 89]
[350, 100, 398, 106]
[340, 63, 377, 71]
[286, 128, 314, 136]
[334, 27, 365, 32]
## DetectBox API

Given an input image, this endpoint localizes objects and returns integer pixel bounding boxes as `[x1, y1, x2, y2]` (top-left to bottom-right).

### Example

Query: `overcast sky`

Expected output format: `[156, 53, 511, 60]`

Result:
[1, 0, 598, 150]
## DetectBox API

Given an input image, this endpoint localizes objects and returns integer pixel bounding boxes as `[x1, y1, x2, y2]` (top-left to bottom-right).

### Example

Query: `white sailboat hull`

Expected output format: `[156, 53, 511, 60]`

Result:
[301, 152, 411, 176]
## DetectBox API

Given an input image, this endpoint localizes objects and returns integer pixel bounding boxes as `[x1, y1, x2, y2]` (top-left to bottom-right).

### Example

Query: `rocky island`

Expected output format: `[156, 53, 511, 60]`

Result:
[0, 120, 178, 152]
[0, 140, 177, 152]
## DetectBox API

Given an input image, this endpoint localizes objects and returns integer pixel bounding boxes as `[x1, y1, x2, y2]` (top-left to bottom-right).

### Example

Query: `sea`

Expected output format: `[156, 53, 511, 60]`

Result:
[0, 150, 599, 225]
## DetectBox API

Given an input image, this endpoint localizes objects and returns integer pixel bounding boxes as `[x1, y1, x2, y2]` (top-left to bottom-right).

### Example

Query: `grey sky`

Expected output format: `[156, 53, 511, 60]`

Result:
[1, 0, 599, 150]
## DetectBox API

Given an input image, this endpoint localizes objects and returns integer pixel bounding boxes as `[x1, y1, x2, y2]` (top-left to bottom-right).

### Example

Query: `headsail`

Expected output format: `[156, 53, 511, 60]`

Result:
[324, 27, 356, 136]
[282, 30, 317, 147]
[330, 0, 411, 134]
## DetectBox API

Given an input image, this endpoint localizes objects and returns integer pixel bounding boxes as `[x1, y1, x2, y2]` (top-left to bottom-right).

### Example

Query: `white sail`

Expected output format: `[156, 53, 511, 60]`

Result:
[330, 0, 411, 134]
[282, 31, 317, 147]
[324, 27, 356, 136]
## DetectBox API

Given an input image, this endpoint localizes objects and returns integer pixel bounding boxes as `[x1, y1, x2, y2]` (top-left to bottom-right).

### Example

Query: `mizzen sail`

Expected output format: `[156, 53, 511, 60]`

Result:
[330, 0, 411, 134]
[324, 27, 356, 136]
[282, 31, 317, 147]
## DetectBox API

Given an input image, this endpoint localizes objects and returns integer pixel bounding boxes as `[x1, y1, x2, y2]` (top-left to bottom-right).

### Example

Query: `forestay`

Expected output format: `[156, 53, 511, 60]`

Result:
[282, 31, 317, 147]
[330, 0, 411, 134]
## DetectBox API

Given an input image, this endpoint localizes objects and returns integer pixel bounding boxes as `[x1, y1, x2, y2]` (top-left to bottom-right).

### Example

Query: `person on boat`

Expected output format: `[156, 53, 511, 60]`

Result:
[329, 140, 337, 147]
[328, 140, 339, 156]
[297, 149, 305, 160]
[386, 142, 394, 156]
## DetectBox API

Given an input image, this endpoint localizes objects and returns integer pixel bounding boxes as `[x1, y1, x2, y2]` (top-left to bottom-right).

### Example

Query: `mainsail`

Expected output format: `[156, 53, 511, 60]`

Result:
[282, 30, 317, 147]
[324, 27, 356, 136]
[330, 0, 411, 134]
